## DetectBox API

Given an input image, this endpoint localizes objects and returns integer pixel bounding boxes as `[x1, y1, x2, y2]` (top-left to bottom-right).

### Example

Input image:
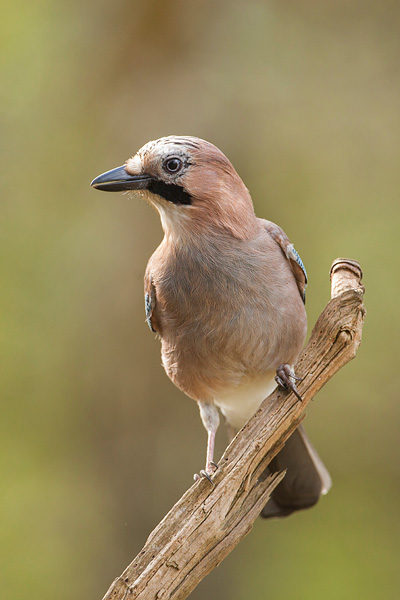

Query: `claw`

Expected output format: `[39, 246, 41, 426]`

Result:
[291, 374, 303, 382]
[200, 470, 215, 485]
[276, 364, 303, 402]
[194, 470, 215, 486]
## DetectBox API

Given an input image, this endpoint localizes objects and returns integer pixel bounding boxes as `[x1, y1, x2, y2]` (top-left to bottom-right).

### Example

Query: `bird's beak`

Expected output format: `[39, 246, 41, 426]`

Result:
[90, 166, 152, 192]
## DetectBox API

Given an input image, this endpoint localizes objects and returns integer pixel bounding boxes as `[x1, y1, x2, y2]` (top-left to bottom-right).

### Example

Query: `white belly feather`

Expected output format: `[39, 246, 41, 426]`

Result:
[214, 373, 277, 430]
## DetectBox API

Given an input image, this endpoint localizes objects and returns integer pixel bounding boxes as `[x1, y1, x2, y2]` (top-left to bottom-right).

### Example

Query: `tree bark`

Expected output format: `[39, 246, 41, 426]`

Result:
[102, 258, 366, 600]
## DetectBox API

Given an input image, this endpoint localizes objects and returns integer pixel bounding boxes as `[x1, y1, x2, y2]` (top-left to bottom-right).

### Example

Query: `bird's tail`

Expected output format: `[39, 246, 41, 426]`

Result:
[260, 424, 332, 518]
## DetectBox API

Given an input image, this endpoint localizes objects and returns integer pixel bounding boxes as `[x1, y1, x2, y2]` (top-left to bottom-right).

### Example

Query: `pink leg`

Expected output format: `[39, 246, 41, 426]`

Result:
[206, 430, 216, 474]
[194, 401, 220, 483]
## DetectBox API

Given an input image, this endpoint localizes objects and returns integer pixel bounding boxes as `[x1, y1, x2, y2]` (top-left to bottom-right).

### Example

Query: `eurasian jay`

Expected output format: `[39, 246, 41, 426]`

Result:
[91, 136, 331, 518]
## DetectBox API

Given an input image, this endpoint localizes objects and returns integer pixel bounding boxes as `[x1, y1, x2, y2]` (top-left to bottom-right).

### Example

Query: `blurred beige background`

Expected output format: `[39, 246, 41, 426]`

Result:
[1, 1, 399, 598]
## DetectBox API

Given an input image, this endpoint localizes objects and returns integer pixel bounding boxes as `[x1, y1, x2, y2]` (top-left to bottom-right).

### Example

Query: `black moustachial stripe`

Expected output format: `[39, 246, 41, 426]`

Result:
[148, 179, 192, 205]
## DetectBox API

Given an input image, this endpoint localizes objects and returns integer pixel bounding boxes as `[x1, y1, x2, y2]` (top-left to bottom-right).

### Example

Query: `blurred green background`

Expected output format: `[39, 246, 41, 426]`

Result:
[1, 1, 399, 598]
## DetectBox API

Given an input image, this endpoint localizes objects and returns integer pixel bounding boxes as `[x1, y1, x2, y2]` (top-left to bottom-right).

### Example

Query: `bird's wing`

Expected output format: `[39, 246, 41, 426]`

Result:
[144, 271, 159, 333]
[262, 219, 307, 303]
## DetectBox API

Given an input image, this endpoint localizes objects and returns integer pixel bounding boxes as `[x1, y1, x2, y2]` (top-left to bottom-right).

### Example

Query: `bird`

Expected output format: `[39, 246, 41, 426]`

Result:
[91, 135, 331, 518]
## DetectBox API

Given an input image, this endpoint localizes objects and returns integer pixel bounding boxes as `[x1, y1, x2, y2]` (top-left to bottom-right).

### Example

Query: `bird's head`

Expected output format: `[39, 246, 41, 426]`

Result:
[91, 136, 258, 240]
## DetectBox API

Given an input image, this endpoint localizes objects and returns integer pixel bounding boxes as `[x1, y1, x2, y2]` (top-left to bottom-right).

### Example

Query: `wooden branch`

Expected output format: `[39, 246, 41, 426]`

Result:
[102, 258, 366, 600]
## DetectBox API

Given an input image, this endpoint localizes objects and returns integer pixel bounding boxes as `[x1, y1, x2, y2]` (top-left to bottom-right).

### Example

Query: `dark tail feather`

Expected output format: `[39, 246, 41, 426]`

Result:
[261, 424, 332, 519]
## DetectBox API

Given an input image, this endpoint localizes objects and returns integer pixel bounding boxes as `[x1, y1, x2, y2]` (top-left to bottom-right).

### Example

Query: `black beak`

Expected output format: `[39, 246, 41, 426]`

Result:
[90, 165, 152, 192]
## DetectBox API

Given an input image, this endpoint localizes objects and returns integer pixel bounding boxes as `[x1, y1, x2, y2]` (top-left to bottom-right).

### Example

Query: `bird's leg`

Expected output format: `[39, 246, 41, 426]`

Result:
[275, 364, 303, 402]
[205, 429, 217, 472]
[194, 401, 220, 483]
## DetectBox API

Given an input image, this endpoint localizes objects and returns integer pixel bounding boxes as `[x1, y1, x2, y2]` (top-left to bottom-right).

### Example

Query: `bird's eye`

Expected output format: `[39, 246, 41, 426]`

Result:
[163, 157, 183, 174]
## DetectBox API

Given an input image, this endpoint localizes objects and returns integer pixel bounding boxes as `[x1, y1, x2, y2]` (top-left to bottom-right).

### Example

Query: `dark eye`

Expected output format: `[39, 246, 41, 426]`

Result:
[163, 157, 183, 174]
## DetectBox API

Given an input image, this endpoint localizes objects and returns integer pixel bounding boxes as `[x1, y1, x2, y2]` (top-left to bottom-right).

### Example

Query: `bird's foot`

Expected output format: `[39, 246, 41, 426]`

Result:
[193, 461, 218, 485]
[275, 364, 303, 402]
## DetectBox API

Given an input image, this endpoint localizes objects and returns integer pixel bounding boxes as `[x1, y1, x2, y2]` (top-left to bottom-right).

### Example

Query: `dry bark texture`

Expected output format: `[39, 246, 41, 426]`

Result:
[102, 258, 366, 600]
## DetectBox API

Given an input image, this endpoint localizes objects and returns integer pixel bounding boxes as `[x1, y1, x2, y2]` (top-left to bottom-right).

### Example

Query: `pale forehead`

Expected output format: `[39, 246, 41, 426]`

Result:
[137, 136, 202, 161]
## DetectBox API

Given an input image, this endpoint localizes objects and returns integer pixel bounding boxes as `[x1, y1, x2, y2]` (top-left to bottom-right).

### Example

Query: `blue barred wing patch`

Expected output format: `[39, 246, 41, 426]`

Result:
[287, 244, 308, 285]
